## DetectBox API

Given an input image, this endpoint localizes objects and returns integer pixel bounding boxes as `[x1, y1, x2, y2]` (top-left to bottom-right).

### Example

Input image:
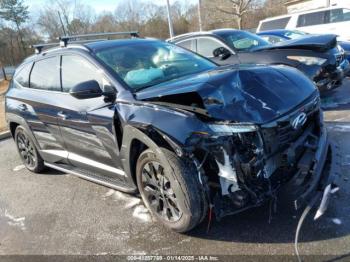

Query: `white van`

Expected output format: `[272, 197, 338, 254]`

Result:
[257, 6, 350, 41]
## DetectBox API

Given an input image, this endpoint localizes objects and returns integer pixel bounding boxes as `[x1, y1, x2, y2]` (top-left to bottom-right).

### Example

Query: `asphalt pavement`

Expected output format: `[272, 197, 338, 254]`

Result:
[0, 81, 350, 260]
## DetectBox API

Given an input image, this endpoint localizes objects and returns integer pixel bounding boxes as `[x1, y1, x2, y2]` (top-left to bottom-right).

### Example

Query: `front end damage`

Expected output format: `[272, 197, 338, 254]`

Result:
[184, 96, 340, 220]
[136, 65, 340, 221]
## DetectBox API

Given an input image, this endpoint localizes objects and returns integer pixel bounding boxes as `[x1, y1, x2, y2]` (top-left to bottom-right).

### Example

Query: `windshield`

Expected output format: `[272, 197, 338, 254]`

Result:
[95, 41, 216, 91]
[218, 31, 270, 52]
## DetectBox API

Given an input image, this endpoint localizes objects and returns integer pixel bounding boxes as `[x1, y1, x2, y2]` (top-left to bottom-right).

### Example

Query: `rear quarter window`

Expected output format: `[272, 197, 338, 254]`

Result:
[14, 63, 32, 88]
[30, 56, 61, 91]
[259, 17, 291, 31]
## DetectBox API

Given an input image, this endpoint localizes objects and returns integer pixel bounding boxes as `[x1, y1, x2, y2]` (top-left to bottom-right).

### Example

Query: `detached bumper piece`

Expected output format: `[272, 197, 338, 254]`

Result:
[290, 130, 341, 217]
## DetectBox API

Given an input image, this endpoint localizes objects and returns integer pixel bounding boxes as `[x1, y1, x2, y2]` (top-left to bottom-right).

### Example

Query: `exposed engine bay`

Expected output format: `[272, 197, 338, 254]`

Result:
[178, 94, 338, 219]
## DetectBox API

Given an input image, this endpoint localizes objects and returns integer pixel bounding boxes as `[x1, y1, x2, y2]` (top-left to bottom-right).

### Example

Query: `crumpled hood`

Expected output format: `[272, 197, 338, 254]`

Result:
[255, 34, 337, 52]
[136, 65, 317, 124]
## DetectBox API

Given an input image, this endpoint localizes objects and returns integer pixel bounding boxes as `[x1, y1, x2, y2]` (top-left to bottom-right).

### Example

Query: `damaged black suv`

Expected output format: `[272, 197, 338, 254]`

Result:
[6, 33, 339, 232]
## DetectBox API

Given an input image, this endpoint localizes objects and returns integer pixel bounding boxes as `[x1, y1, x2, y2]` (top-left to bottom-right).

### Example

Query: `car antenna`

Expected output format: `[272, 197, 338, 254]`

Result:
[57, 11, 67, 36]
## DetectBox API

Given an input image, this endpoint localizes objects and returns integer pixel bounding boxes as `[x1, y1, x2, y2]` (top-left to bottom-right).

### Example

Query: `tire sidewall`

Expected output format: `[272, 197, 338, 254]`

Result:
[14, 126, 42, 172]
[136, 148, 203, 232]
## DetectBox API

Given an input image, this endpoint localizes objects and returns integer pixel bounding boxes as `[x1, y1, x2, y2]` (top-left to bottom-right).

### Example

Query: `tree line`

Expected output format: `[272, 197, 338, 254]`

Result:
[0, 0, 288, 66]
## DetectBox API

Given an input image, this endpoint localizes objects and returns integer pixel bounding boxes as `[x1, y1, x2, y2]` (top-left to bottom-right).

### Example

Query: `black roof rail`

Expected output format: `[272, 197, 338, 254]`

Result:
[59, 31, 139, 47]
[31, 43, 60, 54]
[31, 31, 139, 54]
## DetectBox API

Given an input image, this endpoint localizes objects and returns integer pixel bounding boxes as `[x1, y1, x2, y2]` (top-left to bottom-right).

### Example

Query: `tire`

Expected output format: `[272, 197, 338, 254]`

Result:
[15, 125, 45, 173]
[136, 147, 207, 232]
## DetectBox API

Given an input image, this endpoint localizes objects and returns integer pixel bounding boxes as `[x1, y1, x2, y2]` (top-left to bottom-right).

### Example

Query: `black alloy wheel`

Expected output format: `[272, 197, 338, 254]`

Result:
[136, 148, 207, 232]
[141, 160, 182, 222]
[15, 126, 45, 173]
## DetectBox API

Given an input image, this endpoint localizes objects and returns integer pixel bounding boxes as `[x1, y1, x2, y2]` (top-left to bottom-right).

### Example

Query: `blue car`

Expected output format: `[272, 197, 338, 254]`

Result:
[257, 29, 350, 64]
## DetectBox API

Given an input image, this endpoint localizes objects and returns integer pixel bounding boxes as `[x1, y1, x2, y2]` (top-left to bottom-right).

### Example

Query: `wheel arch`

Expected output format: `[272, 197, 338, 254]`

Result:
[120, 124, 185, 189]
[9, 121, 19, 138]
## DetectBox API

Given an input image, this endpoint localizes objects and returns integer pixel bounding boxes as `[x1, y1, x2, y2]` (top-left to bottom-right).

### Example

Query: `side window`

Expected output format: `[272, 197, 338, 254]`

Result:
[30, 56, 61, 91]
[61, 55, 102, 93]
[259, 17, 291, 31]
[196, 38, 224, 57]
[177, 40, 193, 51]
[14, 63, 32, 87]
[297, 11, 328, 27]
[330, 8, 350, 23]
[262, 35, 285, 44]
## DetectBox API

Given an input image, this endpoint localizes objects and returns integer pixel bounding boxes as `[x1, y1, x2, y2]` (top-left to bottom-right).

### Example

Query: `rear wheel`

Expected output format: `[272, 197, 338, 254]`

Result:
[136, 148, 207, 232]
[15, 126, 45, 173]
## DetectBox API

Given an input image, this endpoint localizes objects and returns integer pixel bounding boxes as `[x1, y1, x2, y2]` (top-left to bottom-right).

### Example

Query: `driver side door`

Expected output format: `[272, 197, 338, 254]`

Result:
[58, 54, 125, 181]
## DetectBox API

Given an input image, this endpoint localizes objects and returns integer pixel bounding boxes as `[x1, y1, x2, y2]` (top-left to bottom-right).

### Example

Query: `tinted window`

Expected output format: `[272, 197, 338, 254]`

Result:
[218, 31, 269, 52]
[95, 41, 215, 91]
[297, 11, 328, 27]
[196, 38, 224, 57]
[177, 39, 193, 51]
[61, 55, 102, 93]
[30, 57, 61, 91]
[261, 35, 285, 44]
[284, 30, 307, 39]
[330, 8, 350, 23]
[14, 63, 32, 87]
[260, 17, 291, 31]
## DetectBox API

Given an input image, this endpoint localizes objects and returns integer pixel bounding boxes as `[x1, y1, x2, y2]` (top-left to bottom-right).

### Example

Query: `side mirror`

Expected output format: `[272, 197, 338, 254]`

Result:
[70, 80, 104, 100]
[213, 47, 232, 60]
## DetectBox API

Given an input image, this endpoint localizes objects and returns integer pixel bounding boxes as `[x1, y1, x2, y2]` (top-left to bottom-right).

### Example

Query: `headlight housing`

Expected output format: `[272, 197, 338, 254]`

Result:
[208, 123, 258, 135]
[287, 56, 327, 66]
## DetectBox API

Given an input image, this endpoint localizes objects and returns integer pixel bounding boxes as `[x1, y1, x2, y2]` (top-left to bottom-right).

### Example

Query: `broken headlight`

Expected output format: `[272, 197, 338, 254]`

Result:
[287, 56, 327, 66]
[208, 123, 258, 135]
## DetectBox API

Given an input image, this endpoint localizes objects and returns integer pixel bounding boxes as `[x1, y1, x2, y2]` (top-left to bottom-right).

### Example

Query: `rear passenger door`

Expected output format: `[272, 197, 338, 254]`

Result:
[11, 56, 69, 164]
[58, 54, 124, 181]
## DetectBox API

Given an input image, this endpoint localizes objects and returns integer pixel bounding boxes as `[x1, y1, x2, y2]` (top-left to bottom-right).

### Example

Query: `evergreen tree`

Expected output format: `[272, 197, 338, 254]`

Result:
[0, 0, 29, 55]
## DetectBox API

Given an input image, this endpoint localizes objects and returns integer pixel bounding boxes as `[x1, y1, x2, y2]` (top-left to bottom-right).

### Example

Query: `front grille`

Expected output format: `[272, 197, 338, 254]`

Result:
[277, 109, 319, 145]
[261, 96, 320, 157]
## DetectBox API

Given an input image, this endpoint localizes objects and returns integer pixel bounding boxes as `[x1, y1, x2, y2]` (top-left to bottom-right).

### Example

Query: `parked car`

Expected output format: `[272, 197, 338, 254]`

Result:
[6, 33, 339, 232]
[257, 29, 350, 65]
[257, 6, 350, 42]
[169, 29, 350, 93]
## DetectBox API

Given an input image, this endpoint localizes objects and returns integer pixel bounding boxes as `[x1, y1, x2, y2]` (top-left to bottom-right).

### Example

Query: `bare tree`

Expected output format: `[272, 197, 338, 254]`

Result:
[216, 0, 254, 29]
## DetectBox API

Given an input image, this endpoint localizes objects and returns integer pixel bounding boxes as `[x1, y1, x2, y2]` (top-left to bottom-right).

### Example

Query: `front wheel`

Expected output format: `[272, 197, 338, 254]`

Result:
[136, 148, 207, 232]
[15, 126, 45, 173]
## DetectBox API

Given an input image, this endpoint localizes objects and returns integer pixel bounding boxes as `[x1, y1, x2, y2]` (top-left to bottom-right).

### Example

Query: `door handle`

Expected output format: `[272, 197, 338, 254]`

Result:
[18, 104, 27, 111]
[57, 111, 69, 120]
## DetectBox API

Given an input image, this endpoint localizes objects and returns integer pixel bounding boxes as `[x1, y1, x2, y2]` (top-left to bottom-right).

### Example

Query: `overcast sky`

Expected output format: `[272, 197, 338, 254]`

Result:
[25, 0, 198, 14]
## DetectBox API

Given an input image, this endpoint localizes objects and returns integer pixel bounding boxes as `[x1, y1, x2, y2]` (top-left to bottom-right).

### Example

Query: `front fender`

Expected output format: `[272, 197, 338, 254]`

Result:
[120, 124, 186, 190]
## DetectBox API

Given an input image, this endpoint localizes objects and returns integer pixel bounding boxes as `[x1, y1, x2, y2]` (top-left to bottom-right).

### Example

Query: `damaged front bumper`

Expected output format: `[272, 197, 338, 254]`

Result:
[288, 128, 340, 215]
[188, 106, 340, 220]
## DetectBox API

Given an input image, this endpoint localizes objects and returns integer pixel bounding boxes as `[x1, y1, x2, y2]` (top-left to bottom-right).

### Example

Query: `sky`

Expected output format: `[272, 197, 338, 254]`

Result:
[25, 0, 198, 14]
